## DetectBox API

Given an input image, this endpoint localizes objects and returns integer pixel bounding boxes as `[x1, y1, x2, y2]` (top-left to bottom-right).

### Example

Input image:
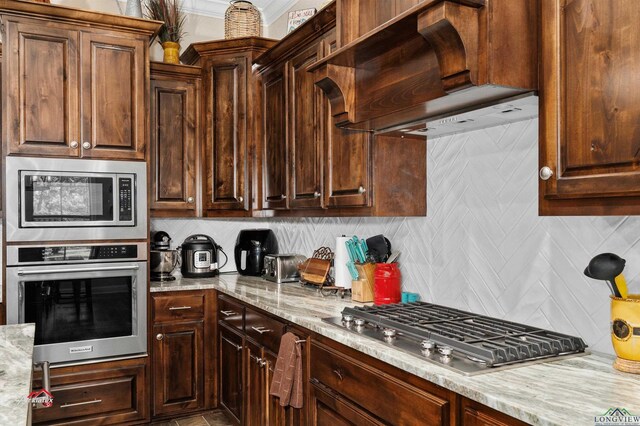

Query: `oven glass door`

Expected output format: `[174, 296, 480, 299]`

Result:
[7, 262, 147, 363]
[21, 172, 116, 227]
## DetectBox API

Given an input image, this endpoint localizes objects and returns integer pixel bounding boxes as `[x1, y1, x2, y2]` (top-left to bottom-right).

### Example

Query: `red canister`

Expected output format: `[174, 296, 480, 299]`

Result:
[374, 263, 401, 305]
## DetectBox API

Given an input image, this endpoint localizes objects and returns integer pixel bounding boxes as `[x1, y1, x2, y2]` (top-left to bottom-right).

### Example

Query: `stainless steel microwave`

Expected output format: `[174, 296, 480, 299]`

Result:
[6, 157, 147, 242]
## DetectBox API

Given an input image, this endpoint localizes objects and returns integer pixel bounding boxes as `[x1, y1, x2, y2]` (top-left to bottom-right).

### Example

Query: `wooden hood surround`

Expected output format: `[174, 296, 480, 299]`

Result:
[309, 0, 538, 133]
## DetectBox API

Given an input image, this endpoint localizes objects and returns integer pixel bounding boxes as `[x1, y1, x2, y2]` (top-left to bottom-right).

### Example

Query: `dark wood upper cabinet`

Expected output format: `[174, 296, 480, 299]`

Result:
[321, 25, 371, 209]
[181, 38, 276, 217]
[288, 42, 325, 209]
[4, 22, 80, 157]
[80, 32, 147, 160]
[1, 3, 159, 160]
[204, 55, 248, 212]
[261, 65, 289, 210]
[540, 0, 640, 215]
[150, 62, 200, 217]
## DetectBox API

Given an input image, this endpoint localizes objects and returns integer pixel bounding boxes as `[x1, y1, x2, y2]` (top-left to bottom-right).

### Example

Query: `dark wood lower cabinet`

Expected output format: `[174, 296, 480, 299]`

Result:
[220, 325, 244, 424]
[210, 293, 532, 426]
[31, 357, 148, 425]
[152, 320, 204, 416]
[151, 290, 216, 421]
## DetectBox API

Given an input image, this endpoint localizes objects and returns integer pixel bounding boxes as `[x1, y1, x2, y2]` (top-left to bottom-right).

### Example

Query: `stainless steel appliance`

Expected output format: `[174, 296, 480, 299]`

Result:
[324, 302, 587, 375]
[6, 156, 147, 242]
[262, 254, 306, 284]
[180, 234, 227, 278]
[234, 229, 278, 276]
[6, 242, 147, 364]
[151, 231, 179, 282]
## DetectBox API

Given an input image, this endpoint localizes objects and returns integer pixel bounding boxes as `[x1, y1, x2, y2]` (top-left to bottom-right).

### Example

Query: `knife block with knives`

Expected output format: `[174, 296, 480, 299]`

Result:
[352, 263, 376, 302]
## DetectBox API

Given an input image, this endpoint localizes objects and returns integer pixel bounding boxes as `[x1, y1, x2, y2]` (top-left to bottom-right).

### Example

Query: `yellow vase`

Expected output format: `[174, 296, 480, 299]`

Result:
[611, 295, 640, 362]
[162, 41, 180, 64]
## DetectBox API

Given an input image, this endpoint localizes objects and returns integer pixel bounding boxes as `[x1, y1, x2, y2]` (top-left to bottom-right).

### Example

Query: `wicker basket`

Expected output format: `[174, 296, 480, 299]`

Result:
[225, 1, 262, 39]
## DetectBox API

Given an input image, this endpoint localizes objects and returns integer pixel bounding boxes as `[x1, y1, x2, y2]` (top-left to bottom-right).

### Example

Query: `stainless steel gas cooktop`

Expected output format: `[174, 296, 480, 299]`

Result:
[323, 302, 588, 375]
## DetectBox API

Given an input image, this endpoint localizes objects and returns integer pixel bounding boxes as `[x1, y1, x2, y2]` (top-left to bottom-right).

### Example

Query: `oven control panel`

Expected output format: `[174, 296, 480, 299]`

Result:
[14, 244, 143, 265]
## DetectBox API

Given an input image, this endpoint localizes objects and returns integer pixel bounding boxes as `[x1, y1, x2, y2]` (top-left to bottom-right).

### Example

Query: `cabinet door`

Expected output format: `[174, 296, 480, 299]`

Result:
[203, 56, 249, 212]
[245, 341, 266, 426]
[5, 21, 80, 157]
[152, 321, 204, 417]
[322, 32, 371, 208]
[288, 43, 324, 209]
[264, 351, 289, 426]
[540, 0, 640, 214]
[220, 326, 244, 423]
[261, 66, 289, 210]
[150, 77, 198, 216]
[80, 31, 146, 160]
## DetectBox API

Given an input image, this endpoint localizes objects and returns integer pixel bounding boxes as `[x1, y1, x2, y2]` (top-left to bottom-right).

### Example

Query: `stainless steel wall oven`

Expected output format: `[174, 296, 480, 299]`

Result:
[6, 243, 147, 364]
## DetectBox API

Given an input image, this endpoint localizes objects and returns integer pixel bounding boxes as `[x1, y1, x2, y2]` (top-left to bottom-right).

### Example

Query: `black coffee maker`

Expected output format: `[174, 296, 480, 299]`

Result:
[234, 229, 278, 276]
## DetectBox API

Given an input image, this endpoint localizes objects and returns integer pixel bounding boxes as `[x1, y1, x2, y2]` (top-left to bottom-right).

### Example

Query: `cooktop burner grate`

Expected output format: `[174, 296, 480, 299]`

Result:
[340, 302, 587, 367]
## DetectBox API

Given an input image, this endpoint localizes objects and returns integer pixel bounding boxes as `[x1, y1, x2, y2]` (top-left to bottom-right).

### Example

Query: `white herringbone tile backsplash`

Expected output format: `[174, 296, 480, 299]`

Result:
[154, 117, 638, 355]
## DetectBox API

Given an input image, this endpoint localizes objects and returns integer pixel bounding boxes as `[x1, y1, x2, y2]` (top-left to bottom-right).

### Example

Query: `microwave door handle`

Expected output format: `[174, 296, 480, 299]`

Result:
[17, 265, 140, 276]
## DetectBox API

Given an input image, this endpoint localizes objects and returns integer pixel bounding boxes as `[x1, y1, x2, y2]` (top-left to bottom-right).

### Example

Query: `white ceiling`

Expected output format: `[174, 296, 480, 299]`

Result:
[177, 0, 299, 26]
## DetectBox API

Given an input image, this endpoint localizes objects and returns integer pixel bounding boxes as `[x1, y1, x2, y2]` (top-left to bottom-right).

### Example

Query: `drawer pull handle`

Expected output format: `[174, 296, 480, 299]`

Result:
[222, 335, 243, 352]
[251, 326, 273, 334]
[220, 310, 237, 317]
[61, 399, 102, 409]
[333, 369, 344, 381]
[169, 306, 192, 311]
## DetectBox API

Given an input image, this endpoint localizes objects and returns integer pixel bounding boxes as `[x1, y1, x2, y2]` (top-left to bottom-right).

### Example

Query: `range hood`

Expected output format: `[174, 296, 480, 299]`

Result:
[403, 94, 538, 138]
[309, 0, 538, 133]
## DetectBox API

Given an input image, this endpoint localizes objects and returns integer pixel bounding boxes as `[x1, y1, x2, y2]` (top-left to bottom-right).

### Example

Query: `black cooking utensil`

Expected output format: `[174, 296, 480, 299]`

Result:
[584, 253, 625, 298]
[365, 234, 392, 263]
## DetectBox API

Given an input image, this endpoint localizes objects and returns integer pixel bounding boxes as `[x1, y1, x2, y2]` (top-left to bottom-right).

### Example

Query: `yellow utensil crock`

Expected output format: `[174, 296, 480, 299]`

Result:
[611, 295, 640, 362]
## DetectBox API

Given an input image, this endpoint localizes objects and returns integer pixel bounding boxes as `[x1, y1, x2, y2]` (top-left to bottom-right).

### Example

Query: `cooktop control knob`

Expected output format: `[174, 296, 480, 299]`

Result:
[342, 314, 354, 323]
[382, 328, 397, 338]
[354, 318, 366, 326]
[421, 340, 436, 351]
[438, 346, 453, 357]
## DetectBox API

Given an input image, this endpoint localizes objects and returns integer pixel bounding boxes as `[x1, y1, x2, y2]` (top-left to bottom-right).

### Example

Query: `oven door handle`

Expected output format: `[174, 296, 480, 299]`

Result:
[17, 265, 140, 276]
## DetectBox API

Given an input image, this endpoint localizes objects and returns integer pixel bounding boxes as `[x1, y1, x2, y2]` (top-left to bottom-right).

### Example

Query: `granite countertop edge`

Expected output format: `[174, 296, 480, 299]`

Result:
[151, 274, 640, 426]
[0, 323, 36, 426]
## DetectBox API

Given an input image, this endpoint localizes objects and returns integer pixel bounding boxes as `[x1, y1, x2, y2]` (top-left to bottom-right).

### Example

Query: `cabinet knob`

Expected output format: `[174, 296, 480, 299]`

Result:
[187, 196, 194, 204]
[238, 196, 244, 203]
[156, 333, 163, 341]
[314, 191, 321, 198]
[358, 186, 366, 194]
[259, 359, 267, 368]
[82, 141, 92, 150]
[281, 194, 287, 200]
[70, 141, 79, 149]
[539, 166, 554, 181]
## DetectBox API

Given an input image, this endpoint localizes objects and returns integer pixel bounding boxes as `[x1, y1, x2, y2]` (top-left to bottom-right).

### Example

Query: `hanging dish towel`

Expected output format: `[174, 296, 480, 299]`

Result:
[269, 332, 303, 408]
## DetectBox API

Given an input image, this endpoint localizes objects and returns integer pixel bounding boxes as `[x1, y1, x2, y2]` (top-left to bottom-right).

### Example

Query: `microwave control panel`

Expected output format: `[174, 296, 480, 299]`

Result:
[119, 177, 133, 222]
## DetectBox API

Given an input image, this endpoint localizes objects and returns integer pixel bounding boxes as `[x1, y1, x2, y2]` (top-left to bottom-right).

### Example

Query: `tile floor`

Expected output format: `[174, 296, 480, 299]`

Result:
[151, 410, 234, 426]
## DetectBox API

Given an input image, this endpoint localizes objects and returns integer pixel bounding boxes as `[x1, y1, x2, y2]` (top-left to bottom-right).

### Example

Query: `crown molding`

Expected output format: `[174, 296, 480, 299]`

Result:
[121, 0, 299, 26]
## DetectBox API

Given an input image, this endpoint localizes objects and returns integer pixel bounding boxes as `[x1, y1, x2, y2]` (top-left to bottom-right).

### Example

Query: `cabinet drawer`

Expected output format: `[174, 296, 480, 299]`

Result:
[310, 342, 450, 425]
[33, 359, 146, 425]
[245, 306, 286, 353]
[153, 293, 205, 322]
[218, 295, 245, 331]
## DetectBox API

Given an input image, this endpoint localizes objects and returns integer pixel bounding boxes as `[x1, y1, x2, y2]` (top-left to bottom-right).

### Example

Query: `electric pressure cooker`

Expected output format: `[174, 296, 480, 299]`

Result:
[180, 234, 227, 278]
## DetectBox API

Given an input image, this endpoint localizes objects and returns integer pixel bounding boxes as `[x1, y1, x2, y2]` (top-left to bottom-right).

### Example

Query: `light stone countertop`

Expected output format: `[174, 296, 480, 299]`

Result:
[0, 323, 35, 426]
[151, 274, 640, 426]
